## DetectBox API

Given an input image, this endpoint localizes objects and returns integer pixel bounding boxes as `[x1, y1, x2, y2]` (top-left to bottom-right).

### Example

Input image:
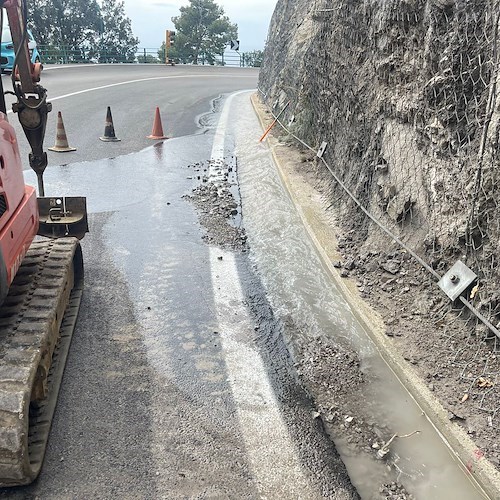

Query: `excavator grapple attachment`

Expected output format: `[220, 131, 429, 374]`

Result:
[37, 197, 88, 240]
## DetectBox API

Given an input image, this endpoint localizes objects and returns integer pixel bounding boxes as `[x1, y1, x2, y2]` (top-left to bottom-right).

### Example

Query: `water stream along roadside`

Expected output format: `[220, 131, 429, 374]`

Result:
[226, 91, 487, 499]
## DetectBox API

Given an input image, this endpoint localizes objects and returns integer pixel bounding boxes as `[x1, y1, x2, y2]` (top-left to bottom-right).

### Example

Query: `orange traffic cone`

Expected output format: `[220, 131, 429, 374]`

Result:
[147, 107, 168, 140]
[99, 106, 121, 142]
[48, 111, 76, 152]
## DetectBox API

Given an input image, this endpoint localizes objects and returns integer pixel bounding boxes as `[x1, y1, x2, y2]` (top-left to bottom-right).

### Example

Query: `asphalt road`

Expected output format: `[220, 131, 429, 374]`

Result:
[0, 66, 358, 499]
[2, 64, 260, 166]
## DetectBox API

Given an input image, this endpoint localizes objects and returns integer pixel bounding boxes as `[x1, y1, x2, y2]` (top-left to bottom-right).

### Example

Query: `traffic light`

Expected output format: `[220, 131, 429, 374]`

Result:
[166, 30, 176, 48]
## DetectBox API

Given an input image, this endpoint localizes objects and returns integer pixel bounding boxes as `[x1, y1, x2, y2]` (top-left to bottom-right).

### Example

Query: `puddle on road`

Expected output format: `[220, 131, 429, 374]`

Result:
[229, 92, 487, 500]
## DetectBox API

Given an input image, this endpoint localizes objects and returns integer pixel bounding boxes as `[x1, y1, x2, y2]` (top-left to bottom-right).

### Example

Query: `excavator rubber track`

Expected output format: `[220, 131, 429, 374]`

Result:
[0, 237, 83, 486]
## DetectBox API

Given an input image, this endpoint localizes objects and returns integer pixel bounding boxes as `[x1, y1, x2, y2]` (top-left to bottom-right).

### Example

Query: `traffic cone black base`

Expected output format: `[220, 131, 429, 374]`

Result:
[99, 106, 121, 142]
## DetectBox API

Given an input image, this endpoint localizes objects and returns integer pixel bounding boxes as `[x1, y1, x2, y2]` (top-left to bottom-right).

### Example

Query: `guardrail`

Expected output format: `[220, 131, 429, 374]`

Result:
[36, 45, 255, 67]
[37, 46, 131, 64]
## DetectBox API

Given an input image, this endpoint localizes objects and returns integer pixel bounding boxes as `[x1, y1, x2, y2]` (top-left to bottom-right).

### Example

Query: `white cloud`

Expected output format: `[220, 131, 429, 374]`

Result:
[123, 0, 276, 51]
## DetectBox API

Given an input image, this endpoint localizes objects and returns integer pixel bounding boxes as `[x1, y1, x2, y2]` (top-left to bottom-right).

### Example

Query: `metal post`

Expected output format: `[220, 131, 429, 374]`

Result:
[143, 48, 146, 63]
[37, 173, 45, 197]
[165, 30, 169, 64]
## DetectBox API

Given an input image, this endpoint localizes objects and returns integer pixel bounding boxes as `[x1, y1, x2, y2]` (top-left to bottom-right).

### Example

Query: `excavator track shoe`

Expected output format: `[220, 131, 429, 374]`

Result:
[0, 237, 83, 486]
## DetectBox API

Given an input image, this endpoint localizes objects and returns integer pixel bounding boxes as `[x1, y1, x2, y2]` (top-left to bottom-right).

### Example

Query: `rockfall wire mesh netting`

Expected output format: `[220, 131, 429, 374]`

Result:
[259, 0, 500, 432]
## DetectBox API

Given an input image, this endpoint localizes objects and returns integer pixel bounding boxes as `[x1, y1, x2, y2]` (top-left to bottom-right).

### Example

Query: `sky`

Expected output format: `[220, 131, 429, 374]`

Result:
[122, 0, 278, 52]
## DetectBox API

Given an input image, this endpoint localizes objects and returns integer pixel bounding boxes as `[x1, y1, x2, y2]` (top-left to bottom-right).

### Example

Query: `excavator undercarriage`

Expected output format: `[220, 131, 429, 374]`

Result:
[0, 238, 83, 486]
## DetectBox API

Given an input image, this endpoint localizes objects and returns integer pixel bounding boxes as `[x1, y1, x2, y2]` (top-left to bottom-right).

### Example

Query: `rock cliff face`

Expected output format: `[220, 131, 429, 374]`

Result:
[259, 0, 500, 325]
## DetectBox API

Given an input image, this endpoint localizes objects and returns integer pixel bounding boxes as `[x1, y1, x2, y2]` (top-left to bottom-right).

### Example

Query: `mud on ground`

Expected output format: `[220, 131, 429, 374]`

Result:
[289, 148, 500, 471]
[251, 94, 500, 493]
[184, 153, 416, 499]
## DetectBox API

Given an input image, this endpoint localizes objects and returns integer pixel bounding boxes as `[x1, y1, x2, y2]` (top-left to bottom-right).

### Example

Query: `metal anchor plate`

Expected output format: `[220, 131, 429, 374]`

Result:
[438, 260, 477, 301]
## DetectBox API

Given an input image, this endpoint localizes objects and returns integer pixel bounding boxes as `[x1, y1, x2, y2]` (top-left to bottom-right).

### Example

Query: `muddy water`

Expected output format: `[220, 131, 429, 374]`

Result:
[229, 92, 487, 499]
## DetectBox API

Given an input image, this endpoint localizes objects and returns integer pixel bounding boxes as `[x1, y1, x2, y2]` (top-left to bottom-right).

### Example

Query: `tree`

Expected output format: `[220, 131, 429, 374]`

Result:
[28, 0, 52, 46]
[171, 0, 237, 65]
[28, 0, 138, 63]
[29, 0, 102, 60]
[242, 50, 263, 68]
[94, 0, 138, 63]
[158, 42, 180, 64]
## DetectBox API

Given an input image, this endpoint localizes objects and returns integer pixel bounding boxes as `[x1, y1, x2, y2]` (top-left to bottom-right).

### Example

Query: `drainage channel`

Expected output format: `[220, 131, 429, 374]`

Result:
[228, 92, 487, 500]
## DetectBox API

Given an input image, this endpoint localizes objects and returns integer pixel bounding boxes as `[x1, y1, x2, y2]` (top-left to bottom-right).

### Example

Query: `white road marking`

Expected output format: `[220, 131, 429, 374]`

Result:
[4, 73, 254, 114]
[209, 91, 315, 497]
[49, 75, 254, 102]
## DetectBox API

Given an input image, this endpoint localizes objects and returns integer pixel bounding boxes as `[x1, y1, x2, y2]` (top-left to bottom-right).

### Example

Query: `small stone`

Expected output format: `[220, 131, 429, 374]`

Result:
[344, 259, 355, 271]
[381, 260, 400, 274]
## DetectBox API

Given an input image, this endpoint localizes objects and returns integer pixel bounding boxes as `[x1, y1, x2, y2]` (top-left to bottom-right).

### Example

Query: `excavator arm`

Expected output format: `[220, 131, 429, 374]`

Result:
[1, 0, 49, 196]
[0, 0, 87, 488]
[0, 0, 87, 239]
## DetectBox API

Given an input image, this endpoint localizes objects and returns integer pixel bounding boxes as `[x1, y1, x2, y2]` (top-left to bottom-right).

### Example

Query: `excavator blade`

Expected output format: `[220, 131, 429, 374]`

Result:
[37, 197, 88, 240]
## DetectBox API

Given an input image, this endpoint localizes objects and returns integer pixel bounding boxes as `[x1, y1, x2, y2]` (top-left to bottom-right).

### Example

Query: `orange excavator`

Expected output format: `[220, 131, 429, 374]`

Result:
[0, 0, 87, 485]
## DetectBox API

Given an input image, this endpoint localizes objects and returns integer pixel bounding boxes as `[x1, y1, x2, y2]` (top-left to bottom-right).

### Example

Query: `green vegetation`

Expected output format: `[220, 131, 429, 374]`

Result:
[171, 0, 237, 65]
[29, 0, 138, 63]
[242, 50, 263, 68]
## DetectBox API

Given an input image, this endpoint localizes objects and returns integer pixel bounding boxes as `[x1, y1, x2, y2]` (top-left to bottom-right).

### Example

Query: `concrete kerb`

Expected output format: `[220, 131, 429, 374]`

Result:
[250, 92, 500, 500]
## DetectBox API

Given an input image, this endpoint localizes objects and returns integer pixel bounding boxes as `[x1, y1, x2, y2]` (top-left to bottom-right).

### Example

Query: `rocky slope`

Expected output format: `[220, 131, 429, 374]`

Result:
[260, 0, 500, 310]
[259, 0, 500, 490]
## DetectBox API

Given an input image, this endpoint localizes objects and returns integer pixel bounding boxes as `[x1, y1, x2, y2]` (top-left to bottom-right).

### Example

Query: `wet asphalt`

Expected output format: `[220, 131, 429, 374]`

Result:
[2, 64, 260, 165]
[0, 68, 358, 499]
